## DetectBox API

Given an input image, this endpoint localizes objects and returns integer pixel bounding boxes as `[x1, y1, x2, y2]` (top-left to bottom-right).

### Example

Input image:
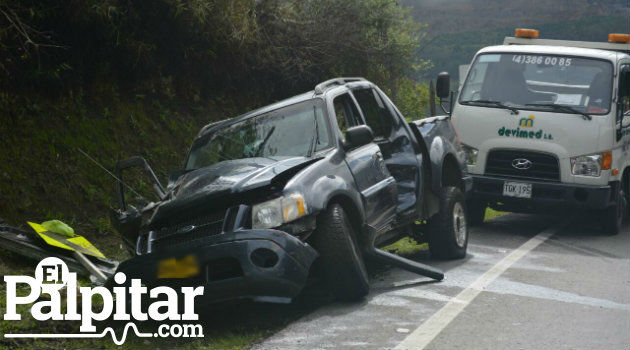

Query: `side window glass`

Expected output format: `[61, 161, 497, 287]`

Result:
[353, 88, 394, 138]
[374, 90, 399, 124]
[333, 93, 361, 137]
[314, 107, 331, 152]
[620, 65, 630, 119]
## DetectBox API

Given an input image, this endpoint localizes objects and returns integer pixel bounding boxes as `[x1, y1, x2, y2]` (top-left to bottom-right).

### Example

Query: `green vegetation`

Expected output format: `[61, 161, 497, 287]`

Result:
[383, 236, 429, 256]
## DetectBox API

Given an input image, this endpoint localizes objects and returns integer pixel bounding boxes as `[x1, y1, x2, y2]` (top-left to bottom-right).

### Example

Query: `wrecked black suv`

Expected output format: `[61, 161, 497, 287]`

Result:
[111, 77, 471, 302]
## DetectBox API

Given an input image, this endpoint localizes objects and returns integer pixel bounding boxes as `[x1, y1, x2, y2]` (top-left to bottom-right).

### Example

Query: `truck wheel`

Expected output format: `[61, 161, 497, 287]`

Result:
[600, 185, 626, 235]
[310, 204, 370, 300]
[467, 199, 486, 226]
[427, 187, 468, 259]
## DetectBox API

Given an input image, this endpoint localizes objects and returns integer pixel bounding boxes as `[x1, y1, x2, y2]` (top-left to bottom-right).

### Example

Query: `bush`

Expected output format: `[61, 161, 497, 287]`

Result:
[0, 0, 431, 106]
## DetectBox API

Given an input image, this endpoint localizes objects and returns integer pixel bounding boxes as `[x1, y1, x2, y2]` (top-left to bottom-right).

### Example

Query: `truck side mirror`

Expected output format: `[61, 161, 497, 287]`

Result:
[344, 125, 374, 150]
[618, 66, 630, 132]
[436, 72, 451, 99]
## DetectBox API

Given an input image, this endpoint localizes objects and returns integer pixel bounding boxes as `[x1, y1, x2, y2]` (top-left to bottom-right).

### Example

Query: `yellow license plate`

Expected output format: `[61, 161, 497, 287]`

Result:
[157, 255, 200, 279]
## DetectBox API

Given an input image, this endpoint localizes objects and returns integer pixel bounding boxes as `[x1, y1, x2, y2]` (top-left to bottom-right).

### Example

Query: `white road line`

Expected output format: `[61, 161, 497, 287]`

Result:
[394, 220, 570, 350]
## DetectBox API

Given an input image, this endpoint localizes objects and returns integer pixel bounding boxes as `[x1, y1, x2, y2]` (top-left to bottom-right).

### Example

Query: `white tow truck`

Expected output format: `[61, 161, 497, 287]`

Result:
[434, 29, 630, 234]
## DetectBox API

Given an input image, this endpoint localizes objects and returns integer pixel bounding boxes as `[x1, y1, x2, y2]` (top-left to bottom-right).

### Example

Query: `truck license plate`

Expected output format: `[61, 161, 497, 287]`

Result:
[503, 182, 532, 198]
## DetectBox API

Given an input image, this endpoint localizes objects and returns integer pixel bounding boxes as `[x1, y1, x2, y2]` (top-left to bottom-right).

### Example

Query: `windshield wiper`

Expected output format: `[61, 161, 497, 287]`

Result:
[307, 106, 320, 157]
[461, 99, 520, 115]
[525, 103, 592, 121]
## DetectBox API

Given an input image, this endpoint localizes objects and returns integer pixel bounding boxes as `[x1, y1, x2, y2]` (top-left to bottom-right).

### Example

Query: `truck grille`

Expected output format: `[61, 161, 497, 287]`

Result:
[148, 210, 226, 252]
[485, 149, 560, 182]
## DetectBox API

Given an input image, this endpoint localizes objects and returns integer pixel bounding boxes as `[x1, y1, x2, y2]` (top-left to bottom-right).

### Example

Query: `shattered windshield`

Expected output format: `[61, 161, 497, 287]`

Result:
[186, 100, 331, 169]
[460, 53, 614, 115]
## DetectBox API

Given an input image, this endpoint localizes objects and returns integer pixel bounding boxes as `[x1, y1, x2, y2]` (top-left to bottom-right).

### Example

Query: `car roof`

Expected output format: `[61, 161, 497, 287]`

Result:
[197, 77, 376, 138]
[197, 91, 320, 137]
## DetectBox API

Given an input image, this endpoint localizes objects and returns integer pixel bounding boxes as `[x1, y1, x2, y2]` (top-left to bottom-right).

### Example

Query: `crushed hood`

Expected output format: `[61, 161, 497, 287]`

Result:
[151, 156, 320, 223]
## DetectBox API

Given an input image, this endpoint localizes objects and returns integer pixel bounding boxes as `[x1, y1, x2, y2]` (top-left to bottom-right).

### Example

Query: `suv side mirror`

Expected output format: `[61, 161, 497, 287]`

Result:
[436, 72, 451, 99]
[344, 125, 374, 149]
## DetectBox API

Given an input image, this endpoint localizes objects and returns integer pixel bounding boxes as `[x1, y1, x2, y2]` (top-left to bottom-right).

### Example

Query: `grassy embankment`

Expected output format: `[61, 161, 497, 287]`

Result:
[0, 92, 266, 349]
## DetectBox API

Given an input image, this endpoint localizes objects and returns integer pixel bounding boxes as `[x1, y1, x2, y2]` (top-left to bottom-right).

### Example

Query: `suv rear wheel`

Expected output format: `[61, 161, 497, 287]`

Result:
[310, 204, 370, 300]
[427, 187, 468, 259]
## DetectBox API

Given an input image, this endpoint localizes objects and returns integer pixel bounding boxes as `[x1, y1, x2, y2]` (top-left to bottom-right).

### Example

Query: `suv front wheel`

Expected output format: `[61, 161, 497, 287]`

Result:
[310, 204, 370, 300]
[427, 187, 468, 259]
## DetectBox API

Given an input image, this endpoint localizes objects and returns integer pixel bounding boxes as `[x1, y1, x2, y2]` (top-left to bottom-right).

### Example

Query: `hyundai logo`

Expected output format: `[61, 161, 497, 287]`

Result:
[512, 158, 533, 170]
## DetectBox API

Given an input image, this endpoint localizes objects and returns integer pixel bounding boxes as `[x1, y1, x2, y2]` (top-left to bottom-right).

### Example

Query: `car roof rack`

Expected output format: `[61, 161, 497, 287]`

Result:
[314, 77, 367, 94]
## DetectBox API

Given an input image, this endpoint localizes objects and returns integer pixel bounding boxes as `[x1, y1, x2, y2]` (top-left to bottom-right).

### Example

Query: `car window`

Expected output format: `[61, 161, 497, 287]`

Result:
[333, 93, 362, 137]
[353, 88, 394, 138]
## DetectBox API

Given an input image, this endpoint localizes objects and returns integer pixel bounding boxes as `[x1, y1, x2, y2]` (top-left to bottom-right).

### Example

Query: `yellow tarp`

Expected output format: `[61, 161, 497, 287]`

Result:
[27, 222, 106, 259]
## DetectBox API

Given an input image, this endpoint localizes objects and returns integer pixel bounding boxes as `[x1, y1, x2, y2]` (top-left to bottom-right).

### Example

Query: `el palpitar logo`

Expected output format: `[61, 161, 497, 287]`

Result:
[3, 257, 205, 345]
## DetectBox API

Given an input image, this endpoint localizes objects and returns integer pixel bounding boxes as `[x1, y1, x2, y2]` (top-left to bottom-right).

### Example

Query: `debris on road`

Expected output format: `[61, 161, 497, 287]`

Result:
[0, 219, 117, 282]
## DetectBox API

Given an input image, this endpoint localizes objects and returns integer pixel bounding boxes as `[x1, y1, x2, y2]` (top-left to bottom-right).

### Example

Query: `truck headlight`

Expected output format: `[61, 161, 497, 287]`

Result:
[252, 193, 307, 229]
[570, 151, 611, 177]
[462, 144, 478, 165]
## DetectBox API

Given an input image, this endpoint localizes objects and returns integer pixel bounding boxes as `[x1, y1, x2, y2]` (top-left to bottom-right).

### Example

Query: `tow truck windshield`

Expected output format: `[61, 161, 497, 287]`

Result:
[186, 100, 330, 170]
[460, 53, 614, 115]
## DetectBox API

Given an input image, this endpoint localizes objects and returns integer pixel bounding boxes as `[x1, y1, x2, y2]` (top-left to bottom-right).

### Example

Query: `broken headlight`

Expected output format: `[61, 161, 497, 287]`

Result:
[252, 193, 307, 229]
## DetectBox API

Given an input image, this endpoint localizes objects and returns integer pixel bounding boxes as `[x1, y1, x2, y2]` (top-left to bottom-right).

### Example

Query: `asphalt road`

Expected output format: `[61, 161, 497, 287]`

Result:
[252, 213, 630, 350]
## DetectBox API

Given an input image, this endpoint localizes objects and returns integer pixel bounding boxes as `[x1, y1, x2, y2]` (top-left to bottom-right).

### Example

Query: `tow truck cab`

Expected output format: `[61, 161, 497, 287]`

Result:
[445, 29, 630, 234]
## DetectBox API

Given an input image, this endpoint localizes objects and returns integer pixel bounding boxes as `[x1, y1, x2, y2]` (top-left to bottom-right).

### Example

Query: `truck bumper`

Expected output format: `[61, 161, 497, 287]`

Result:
[115, 229, 318, 303]
[469, 175, 614, 212]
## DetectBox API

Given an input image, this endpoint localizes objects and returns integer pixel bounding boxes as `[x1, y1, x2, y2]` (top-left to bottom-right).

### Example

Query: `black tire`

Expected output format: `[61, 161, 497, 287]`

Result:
[427, 187, 468, 259]
[467, 199, 486, 227]
[600, 184, 626, 235]
[309, 204, 370, 300]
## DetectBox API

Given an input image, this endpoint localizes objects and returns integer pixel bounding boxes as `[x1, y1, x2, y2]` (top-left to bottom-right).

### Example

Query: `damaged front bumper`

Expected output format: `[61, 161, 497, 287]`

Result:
[115, 228, 318, 303]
